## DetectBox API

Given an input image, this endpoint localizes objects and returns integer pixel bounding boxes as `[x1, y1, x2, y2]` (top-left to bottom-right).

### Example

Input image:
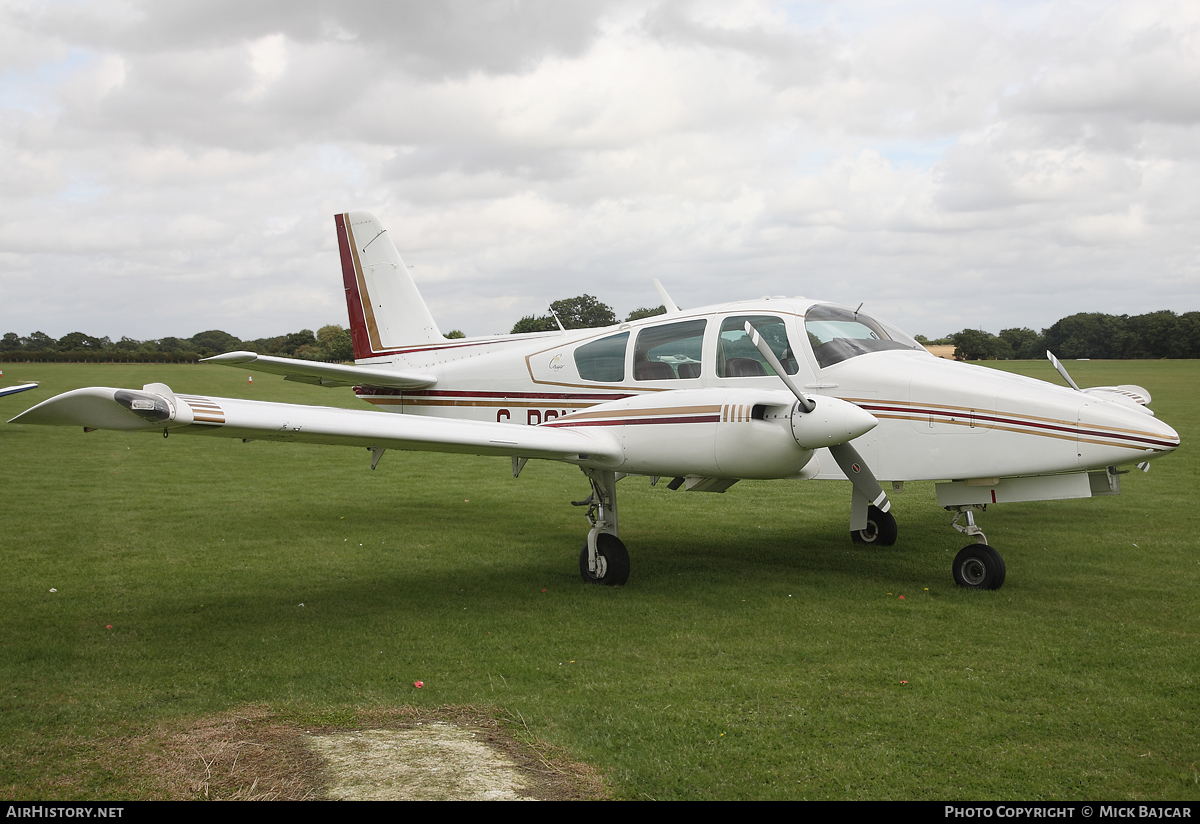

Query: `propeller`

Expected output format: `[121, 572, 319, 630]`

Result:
[828, 441, 891, 513]
[743, 322, 814, 412]
[744, 321, 891, 513]
[1046, 351, 1081, 391]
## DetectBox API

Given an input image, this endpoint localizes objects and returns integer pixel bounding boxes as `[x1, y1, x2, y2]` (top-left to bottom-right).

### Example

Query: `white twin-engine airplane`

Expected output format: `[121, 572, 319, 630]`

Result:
[11, 212, 1180, 591]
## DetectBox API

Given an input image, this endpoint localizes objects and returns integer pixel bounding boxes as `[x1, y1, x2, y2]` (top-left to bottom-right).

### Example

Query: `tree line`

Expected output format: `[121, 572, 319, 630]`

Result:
[920, 310, 1200, 361]
[4, 302, 1197, 363]
[0, 326, 358, 363]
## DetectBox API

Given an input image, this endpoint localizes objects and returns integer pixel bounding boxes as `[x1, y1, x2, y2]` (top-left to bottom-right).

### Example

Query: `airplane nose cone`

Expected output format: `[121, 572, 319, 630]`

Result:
[1076, 398, 1180, 468]
[1148, 417, 1181, 455]
[790, 395, 878, 449]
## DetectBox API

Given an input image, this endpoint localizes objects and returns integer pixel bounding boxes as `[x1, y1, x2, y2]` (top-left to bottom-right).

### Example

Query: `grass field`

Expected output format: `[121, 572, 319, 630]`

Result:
[1, 360, 1197, 800]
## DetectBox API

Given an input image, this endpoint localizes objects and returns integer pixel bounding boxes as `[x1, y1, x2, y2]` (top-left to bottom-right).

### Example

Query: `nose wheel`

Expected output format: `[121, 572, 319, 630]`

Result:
[952, 544, 1006, 590]
[947, 505, 1006, 590]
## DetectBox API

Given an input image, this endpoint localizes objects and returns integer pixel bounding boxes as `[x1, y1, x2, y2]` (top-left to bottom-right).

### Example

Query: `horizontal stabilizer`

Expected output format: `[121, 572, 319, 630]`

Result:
[202, 351, 436, 389]
[10, 385, 621, 464]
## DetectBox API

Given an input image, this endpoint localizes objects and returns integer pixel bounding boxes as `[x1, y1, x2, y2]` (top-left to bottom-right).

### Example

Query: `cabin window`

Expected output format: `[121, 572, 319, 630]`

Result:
[804, 303, 925, 368]
[634, 319, 706, 381]
[717, 315, 799, 377]
[574, 332, 629, 382]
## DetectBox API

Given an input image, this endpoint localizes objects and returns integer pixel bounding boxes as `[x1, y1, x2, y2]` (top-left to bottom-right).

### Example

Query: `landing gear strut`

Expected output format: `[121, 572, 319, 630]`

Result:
[948, 505, 1006, 590]
[576, 469, 629, 586]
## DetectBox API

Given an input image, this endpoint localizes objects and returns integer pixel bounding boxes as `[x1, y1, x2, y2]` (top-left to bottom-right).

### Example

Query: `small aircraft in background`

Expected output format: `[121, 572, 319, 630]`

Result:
[11, 212, 1179, 590]
[0, 383, 38, 398]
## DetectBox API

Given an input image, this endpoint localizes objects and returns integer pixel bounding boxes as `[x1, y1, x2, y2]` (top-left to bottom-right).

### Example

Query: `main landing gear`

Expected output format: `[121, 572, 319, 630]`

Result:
[851, 504, 898, 546]
[948, 505, 1006, 590]
[575, 468, 629, 586]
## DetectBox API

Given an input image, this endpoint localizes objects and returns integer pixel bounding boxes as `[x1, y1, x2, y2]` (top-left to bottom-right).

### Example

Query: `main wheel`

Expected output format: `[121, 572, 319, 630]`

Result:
[851, 505, 898, 546]
[952, 544, 1006, 590]
[579, 533, 630, 586]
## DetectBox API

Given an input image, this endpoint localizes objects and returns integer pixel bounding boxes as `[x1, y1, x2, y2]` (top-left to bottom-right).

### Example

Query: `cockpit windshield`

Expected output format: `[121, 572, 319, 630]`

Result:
[804, 303, 926, 368]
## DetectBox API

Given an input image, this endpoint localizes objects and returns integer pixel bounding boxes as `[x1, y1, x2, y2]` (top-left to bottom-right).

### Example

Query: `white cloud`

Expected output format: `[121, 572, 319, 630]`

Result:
[0, 0, 1198, 343]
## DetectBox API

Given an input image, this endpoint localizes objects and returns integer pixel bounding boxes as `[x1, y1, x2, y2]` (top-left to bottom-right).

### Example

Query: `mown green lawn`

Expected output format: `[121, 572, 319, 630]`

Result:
[1, 360, 1196, 799]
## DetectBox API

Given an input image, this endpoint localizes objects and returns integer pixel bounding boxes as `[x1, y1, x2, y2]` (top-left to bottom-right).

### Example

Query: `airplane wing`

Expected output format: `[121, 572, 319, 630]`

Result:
[201, 351, 436, 389]
[0, 383, 38, 398]
[9, 384, 621, 464]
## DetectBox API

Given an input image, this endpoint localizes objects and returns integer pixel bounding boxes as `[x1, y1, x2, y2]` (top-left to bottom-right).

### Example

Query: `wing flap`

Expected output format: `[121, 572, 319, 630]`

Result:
[202, 351, 436, 389]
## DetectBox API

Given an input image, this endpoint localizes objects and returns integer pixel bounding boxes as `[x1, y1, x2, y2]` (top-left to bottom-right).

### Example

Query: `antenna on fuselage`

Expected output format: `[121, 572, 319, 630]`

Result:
[653, 279, 681, 314]
[546, 301, 567, 334]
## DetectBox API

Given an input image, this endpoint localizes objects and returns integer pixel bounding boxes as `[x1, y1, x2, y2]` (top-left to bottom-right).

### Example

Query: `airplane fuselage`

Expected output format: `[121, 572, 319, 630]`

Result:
[346, 298, 1179, 484]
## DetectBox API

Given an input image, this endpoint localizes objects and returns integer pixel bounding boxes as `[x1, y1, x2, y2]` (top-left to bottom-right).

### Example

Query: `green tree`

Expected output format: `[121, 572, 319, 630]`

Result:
[551, 295, 616, 329]
[58, 332, 108, 351]
[510, 315, 558, 334]
[626, 305, 666, 321]
[998, 327, 1044, 360]
[1043, 313, 1128, 359]
[189, 330, 242, 355]
[22, 332, 56, 351]
[444, 330, 466, 339]
[328, 328, 354, 361]
[1178, 312, 1200, 358]
[952, 329, 1011, 360]
[510, 295, 618, 334]
[156, 337, 186, 354]
[316, 325, 354, 361]
[1123, 311, 1178, 358]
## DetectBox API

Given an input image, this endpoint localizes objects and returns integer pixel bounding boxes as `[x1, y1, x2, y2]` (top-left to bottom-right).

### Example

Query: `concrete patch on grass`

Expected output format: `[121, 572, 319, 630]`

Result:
[307, 723, 536, 800]
[139, 705, 608, 800]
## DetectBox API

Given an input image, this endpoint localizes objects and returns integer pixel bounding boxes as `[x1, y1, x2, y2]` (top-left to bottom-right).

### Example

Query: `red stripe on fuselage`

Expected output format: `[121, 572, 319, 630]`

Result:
[856, 402, 1177, 450]
[547, 415, 721, 428]
[356, 388, 635, 401]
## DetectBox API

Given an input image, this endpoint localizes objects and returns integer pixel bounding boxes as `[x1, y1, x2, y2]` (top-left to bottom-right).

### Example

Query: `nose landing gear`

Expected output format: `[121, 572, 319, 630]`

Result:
[948, 505, 1006, 590]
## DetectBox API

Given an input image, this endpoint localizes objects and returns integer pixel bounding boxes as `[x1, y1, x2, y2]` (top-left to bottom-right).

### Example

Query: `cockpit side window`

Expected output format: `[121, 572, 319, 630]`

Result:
[716, 315, 799, 377]
[574, 332, 629, 382]
[804, 304, 925, 368]
[634, 319, 706, 381]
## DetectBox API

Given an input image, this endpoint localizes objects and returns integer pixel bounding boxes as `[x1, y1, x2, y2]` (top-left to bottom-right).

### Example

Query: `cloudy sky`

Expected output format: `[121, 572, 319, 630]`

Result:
[1, 0, 1197, 342]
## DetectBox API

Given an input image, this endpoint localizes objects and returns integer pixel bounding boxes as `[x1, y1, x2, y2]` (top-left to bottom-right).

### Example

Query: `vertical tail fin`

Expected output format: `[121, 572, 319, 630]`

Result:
[335, 211, 444, 360]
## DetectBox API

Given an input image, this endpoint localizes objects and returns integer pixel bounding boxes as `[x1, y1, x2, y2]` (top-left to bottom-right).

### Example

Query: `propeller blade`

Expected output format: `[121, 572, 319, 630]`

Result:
[1047, 351, 1081, 392]
[744, 322, 815, 412]
[829, 442, 891, 513]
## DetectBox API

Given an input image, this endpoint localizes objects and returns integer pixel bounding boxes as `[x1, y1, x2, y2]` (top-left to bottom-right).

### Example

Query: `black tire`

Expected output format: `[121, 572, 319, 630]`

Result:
[851, 505, 898, 546]
[579, 533, 630, 586]
[952, 544, 1006, 590]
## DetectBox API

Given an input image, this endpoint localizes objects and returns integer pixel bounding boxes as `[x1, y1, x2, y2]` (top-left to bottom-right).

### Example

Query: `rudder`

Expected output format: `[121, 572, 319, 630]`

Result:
[335, 211, 444, 360]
